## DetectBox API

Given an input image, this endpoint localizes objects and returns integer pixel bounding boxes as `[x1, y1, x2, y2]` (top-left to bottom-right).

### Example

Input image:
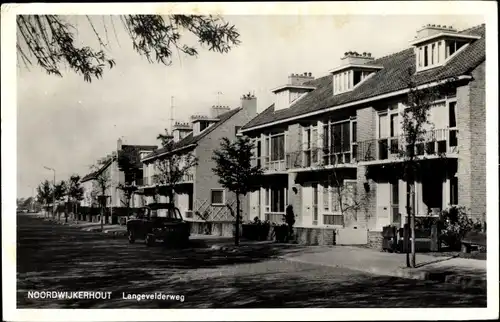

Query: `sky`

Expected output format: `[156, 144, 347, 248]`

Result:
[16, 14, 485, 198]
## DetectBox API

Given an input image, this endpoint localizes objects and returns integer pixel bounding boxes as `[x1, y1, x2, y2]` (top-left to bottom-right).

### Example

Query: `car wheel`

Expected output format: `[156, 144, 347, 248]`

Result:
[128, 230, 135, 244]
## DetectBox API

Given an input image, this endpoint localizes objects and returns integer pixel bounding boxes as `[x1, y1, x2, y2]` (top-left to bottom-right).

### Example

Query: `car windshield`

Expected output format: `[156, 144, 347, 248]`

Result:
[151, 208, 182, 220]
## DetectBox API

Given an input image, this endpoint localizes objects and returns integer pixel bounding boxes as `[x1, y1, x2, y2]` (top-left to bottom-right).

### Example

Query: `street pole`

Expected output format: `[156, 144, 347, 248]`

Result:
[44, 166, 56, 219]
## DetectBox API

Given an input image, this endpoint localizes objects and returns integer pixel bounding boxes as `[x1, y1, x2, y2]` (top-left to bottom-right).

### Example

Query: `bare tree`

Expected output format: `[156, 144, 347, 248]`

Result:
[17, 15, 240, 82]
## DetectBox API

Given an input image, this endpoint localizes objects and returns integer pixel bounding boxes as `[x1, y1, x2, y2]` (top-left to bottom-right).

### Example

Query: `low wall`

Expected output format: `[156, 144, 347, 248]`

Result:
[294, 227, 336, 246]
[189, 221, 236, 237]
[336, 227, 368, 245]
[367, 230, 383, 249]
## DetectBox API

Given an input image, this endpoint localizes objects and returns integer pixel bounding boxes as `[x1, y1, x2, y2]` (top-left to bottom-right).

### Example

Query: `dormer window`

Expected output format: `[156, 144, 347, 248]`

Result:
[330, 51, 383, 96]
[272, 72, 316, 111]
[411, 24, 480, 72]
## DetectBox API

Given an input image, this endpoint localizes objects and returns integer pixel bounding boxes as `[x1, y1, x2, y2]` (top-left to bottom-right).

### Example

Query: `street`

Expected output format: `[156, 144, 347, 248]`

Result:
[17, 215, 486, 308]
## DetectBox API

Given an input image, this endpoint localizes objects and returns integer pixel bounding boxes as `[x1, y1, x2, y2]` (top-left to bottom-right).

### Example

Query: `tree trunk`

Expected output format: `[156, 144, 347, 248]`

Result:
[100, 205, 104, 232]
[405, 182, 411, 268]
[235, 195, 240, 246]
[409, 182, 416, 268]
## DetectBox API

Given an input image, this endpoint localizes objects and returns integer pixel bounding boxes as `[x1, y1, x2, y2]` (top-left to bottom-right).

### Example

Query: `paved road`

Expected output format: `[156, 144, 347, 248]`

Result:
[16, 215, 486, 308]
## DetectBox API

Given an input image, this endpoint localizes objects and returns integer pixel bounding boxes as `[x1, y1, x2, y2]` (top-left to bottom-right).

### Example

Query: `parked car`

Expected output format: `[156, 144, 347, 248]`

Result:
[126, 203, 190, 247]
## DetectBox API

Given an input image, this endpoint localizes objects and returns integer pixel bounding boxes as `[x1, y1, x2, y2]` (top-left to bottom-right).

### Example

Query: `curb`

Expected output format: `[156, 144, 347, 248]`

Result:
[282, 256, 486, 289]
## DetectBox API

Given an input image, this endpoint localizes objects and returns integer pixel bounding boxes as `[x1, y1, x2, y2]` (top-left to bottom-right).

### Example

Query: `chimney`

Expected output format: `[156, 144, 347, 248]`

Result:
[241, 92, 257, 120]
[172, 121, 192, 142]
[341, 51, 375, 65]
[288, 72, 314, 86]
[117, 138, 123, 151]
[416, 24, 457, 39]
[210, 105, 231, 119]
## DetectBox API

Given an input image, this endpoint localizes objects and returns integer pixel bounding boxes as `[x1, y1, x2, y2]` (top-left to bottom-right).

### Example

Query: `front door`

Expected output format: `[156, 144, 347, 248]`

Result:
[249, 190, 260, 221]
[301, 184, 313, 226]
[376, 182, 391, 230]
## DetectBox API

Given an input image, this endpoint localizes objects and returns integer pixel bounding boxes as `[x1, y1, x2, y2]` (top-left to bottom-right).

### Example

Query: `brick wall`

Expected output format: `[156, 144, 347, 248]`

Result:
[469, 61, 486, 218]
[367, 230, 383, 249]
[195, 104, 257, 224]
[456, 60, 486, 217]
[294, 227, 336, 245]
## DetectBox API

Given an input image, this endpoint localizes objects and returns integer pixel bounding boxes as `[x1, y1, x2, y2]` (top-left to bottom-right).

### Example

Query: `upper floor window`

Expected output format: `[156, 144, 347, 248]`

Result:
[264, 132, 285, 161]
[416, 39, 469, 72]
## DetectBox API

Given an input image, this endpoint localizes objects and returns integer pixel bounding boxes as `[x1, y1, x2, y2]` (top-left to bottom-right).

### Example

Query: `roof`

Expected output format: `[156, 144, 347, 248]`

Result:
[81, 144, 157, 182]
[143, 107, 242, 162]
[242, 24, 485, 131]
[81, 157, 114, 183]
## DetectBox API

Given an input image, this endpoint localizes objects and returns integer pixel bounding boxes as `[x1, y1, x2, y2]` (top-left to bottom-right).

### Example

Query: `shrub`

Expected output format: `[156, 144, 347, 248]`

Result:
[439, 206, 483, 250]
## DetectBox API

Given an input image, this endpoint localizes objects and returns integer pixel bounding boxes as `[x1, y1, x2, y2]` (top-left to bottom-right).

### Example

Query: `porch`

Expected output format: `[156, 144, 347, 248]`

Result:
[366, 159, 458, 232]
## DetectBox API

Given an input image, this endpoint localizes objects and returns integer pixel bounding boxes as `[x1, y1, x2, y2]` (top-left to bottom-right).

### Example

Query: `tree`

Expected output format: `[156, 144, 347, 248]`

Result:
[391, 71, 457, 268]
[67, 175, 84, 222]
[52, 180, 67, 221]
[212, 136, 264, 246]
[36, 180, 53, 217]
[152, 130, 198, 205]
[17, 15, 240, 82]
[94, 168, 111, 231]
[117, 148, 139, 219]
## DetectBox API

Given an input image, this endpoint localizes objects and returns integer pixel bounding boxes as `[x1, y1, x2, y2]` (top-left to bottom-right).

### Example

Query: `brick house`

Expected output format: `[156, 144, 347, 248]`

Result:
[137, 94, 258, 236]
[240, 24, 486, 246]
[80, 140, 157, 222]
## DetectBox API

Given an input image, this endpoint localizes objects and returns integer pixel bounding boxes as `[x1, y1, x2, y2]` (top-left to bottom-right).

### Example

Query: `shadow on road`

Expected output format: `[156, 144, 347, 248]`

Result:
[16, 215, 486, 309]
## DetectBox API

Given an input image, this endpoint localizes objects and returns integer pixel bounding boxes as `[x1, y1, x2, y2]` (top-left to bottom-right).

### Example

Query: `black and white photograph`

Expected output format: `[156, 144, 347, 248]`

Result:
[2, 2, 498, 321]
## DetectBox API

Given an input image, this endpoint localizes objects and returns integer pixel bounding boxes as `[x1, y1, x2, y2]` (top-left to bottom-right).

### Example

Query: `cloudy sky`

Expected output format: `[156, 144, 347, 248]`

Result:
[16, 14, 485, 198]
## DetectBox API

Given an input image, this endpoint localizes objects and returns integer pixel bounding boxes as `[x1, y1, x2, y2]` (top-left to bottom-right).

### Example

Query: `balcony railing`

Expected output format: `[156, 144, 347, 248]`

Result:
[356, 128, 458, 162]
[143, 172, 194, 187]
[262, 157, 287, 172]
[286, 147, 357, 170]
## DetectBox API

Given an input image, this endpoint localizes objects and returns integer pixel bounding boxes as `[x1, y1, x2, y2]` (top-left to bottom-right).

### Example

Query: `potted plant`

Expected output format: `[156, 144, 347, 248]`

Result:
[273, 223, 289, 243]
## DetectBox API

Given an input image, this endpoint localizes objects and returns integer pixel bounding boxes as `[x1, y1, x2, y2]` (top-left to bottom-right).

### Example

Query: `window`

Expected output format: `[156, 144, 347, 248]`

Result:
[270, 134, 285, 161]
[265, 187, 287, 213]
[235, 126, 241, 136]
[423, 45, 429, 66]
[352, 121, 357, 143]
[353, 71, 362, 86]
[390, 114, 399, 137]
[378, 113, 389, 138]
[210, 189, 225, 205]
[188, 192, 193, 210]
[437, 41, 442, 63]
[418, 47, 423, 67]
[450, 177, 458, 205]
[449, 101, 457, 128]
[431, 43, 436, 65]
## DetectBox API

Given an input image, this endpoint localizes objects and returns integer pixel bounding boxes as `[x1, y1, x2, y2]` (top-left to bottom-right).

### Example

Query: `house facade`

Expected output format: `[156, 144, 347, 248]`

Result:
[240, 24, 486, 246]
[137, 94, 258, 236]
[80, 140, 157, 220]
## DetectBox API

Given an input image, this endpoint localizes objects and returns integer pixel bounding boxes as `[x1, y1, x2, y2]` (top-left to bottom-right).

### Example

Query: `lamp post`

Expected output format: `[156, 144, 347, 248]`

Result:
[43, 166, 56, 218]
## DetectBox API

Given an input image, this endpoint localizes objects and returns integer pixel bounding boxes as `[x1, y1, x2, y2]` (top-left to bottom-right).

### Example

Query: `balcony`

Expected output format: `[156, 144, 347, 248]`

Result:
[142, 172, 194, 187]
[356, 128, 459, 163]
[286, 147, 357, 171]
[262, 157, 287, 173]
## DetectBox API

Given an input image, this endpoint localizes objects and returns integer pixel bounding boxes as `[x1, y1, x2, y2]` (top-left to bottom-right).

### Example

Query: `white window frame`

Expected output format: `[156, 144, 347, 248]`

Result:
[264, 187, 288, 213]
[210, 189, 226, 206]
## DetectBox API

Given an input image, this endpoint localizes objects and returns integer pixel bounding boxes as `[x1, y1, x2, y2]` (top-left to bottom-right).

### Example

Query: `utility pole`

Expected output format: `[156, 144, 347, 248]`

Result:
[43, 166, 56, 219]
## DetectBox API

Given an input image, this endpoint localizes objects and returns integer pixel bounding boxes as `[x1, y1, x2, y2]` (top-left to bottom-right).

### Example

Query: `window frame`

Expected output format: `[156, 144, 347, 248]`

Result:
[210, 188, 226, 206]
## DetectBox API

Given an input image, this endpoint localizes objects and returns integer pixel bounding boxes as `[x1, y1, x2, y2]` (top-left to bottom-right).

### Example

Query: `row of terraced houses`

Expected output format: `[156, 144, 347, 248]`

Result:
[79, 23, 486, 247]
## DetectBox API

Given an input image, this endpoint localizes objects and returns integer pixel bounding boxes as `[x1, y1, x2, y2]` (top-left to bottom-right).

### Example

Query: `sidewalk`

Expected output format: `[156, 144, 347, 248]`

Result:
[281, 246, 486, 289]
